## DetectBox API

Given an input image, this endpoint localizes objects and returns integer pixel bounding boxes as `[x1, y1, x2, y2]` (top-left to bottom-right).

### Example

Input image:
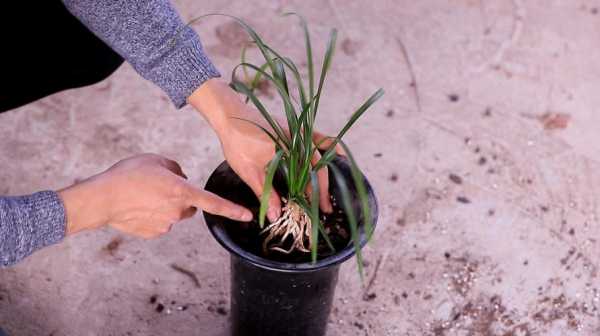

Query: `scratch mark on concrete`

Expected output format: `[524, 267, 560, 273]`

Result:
[395, 37, 422, 113]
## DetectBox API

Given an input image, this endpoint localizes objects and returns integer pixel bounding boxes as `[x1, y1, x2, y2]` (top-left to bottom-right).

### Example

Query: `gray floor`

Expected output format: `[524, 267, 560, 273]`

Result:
[2, 0, 600, 335]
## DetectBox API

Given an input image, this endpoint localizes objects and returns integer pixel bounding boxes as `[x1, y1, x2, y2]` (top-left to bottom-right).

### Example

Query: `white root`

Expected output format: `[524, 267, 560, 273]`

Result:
[261, 200, 313, 254]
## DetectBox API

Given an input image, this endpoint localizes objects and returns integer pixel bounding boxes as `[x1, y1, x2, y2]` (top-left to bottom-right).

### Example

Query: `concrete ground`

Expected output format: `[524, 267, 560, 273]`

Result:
[2, 0, 600, 335]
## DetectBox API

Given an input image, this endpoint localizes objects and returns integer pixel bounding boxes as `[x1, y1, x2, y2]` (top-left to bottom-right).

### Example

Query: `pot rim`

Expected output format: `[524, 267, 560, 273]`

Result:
[203, 157, 378, 273]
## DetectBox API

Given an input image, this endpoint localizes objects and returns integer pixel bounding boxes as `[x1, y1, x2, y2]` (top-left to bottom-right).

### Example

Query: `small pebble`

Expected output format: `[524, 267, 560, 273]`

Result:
[449, 174, 463, 185]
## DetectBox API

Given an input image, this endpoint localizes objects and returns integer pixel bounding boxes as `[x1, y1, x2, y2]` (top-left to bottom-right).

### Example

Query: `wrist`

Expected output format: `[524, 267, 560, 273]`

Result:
[187, 78, 241, 136]
[59, 177, 108, 235]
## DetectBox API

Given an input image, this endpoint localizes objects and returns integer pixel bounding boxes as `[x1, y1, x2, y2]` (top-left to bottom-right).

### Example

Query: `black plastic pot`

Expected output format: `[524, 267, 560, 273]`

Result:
[204, 156, 378, 336]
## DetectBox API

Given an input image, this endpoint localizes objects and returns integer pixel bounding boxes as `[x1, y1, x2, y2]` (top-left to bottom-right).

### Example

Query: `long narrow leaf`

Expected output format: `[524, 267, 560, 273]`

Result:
[184, 14, 283, 88]
[318, 221, 335, 253]
[230, 117, 286, 152]
[312, 29, 337, 123]
[293, 176, 334, 256]
[259, 150, 284, 228]
[315, 88, 384, 169]
[309, 171, 320, 263]
[231, 62, 298, 136]
[330, 164, 364, 281]
[283, 12, 314, 101]
[240, 43, 251, 83]
[339, 142, 373, 241]
[255, 44, 308, 109]
[229, 80, 290, 149]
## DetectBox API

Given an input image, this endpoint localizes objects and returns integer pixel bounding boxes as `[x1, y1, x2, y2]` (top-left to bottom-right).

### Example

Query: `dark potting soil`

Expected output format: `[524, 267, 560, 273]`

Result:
[225, 192, 352, 263]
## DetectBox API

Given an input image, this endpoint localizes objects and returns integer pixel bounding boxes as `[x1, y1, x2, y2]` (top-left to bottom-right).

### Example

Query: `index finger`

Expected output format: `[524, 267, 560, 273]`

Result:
[184, 183, 253, 222]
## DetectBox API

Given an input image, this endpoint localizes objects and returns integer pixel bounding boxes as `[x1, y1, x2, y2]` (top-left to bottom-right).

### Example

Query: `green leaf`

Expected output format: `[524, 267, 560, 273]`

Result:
[259, 150, 284, 228]
[229, 80, 290, 149]
[183, 14, 290, 95]
[230, 117, 283, 151]
[315, 88, 384, 169]
[312, 29, 337, 123]
[329, 164, 364, 281]
[318, 221, 335, 253]
[240, 42, 251, 83]
[283, 12, 314, 101]
[231, 62, 298, 136]
[309, 171, 320, 263]
[339, 141, 373, 241]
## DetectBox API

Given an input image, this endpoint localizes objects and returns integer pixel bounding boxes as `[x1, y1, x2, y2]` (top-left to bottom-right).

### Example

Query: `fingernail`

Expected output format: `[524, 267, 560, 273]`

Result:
[267, 208, 279, 222]
[240, 211, 253, 222]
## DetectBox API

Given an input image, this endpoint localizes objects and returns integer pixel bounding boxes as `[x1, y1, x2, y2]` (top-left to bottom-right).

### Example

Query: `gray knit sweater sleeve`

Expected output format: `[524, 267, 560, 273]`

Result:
[62, 0, 221, 108]
[1, 1, 219, 267]
[0, 191, 66, 266]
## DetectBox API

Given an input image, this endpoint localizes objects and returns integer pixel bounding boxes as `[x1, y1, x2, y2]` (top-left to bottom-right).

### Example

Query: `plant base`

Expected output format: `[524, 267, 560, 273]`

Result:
[261, 200, 312, 255]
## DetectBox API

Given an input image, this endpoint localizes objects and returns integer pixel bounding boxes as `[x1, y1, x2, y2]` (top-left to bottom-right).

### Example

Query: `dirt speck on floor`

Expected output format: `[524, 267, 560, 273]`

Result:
[539, 112, 571, 130]
[103, 236, 123, 257]
[448, 173, 463, 185]
[448, 94, 460, 102]
[341, 38, 361, 56]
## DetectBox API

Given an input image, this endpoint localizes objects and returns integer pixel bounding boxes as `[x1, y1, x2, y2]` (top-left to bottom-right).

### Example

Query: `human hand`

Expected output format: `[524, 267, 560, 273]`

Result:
[59, 153, 252, 238]
[188, 79, 343, 223]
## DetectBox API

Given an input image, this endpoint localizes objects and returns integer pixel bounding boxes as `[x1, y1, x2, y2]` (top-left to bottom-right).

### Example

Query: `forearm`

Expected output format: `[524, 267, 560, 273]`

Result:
[0, 191, 66, 267]
[62, 0, 220, 108]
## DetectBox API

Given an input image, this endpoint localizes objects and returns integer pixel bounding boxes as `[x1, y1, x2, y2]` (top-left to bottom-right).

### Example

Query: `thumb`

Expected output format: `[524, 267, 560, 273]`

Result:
[246, 169, 282, 223]
[184, 183, 253, 222]
[310, 150, 333, 213]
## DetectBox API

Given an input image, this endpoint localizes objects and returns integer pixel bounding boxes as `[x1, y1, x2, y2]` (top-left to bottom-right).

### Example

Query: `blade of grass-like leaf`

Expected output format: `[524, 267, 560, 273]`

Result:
[246, 62, 270, 104]
[184, 14, 281, 85]
[231, 62, 298, 136]
[240, 43, 251, 83]
[312, 28, 337, 124]
[315, 88, 384, 169]
[330, 164, 364, 281]
[274, 59, 290, 96]
[309, 171, 320, 263]
[230, 117, 286, 152]
[290, 100, 315, 194]
[259, 150, 284, 228]
[297, 193, 335, 253]
[339, 141, 373, 241]
[283, 13, 314, 102]
[229, 80, 290, 149]
[314, 146, 337, 171]
[262, 45, 308, 108]
[318, 221, 336, 253]
[272, 59, 300, 152]
[282, 56, 307, 107]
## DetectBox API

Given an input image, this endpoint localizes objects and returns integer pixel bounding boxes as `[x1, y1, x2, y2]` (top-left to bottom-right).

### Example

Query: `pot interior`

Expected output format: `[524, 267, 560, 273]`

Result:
[203, 156, 378, 272]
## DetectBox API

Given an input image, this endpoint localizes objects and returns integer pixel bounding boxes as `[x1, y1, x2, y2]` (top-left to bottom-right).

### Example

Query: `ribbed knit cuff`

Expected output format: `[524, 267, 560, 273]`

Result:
[0, 191, 66, 266]
[30, 191, 67, 247]
[150, 26, 221, 108]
